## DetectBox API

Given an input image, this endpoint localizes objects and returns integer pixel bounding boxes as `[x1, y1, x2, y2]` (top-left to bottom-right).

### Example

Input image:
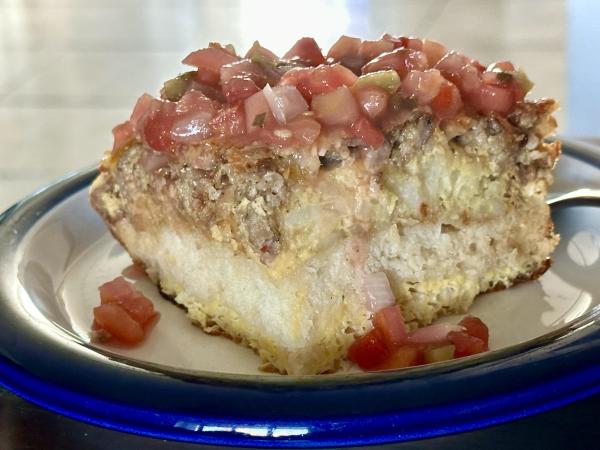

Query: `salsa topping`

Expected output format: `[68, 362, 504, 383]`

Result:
[92, 276, 160, 346]
[348, 305, 489, 371]
[110, 35, 533, 155]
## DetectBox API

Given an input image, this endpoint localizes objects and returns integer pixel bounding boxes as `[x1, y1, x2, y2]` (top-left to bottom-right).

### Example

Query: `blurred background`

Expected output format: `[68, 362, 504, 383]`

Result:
[0, 0, 598, 210]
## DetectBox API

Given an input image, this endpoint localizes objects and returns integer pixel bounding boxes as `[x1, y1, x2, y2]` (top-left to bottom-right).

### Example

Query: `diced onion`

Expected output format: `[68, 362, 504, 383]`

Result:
[263, 84, 308, 123]
[364, 272, 396, 312]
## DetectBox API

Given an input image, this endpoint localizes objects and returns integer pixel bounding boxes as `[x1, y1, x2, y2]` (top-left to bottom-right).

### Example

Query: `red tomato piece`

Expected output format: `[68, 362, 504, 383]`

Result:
[358, 39, 394, 62]
[373, 344, 423, 371]
[182, 47, 240, 86]
[421, 39, 447, 66]
[372, 305, 408, 349]
[111, 121, 134, 153]
[307, 64, 358, 96]
[99, 276, 135, 304]
[400, 69, 444, 105]
[347, 329, 390, 370]
[211, 104, 246, 137]
[141, 100, 178, 153]
[283, 37, 326, 66]
[220, 59, 267, 86]
[327, 35, 364, 74]
[362, 48, 428, 78]
[381, 34, 422, 51]
[222, 77, 261, 104]
[118, 292, 157, 325]
[286, 116, 321, 146]
[130, 93, 154, 132]
[279, 67, 315, 101]
[245, 41, 279, 63]
[99, 276, 156, 325]
[430, 81, 463, 119]
[348, 115, 385, 148]
[477, 84, 514, 114]
[327, 35, 361, 60]
[93, 304, 145, 345]
[447, 331, 487, 358]
[459, 316, 489, 347]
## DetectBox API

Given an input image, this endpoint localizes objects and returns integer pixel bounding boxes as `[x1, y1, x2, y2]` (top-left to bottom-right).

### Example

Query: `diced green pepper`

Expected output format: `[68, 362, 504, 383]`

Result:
[161, 71, 196, 102]
[424, 344, 455, 364]
[514, 68, 534, 95]
[352, 70, 401, 94]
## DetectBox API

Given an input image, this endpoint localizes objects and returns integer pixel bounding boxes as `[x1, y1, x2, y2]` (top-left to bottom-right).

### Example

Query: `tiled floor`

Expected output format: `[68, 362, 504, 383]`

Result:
[0, 0, 576, 210]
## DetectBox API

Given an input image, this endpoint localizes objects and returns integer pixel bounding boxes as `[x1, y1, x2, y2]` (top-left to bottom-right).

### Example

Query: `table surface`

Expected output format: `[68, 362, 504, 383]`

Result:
[1, 0, 600, 448]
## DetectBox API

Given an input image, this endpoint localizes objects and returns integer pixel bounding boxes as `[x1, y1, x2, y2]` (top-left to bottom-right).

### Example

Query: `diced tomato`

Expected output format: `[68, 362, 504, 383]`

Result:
[111, 121, 134, 152]
[220, 59, 267, 86]
[447, 331, 487, 358]
[98, 276, 156, 325]
[347, 329, 390, 370]
[459, 316, 489, 347]
[307, 64, 358, 96]
[430, 81, 463, 119]
[93, 303, 145, 345]
[222, 77, 261, 104]
[175, 90, 218, 115]
[327, 35, 361, 60]
[348, 115, 385, 148]
[312, 86, 360, 126]
[141, 100, 178, 153]
[358, 39, 394, 62]
[122, 262, 146, 279]
[279, 67, 315, 101]
[283, 37, 326, 66]
[373, 344, 423, 371]
[354, 86, 389, 120]
[362, 48, 428, 78]
[130, 93, 154, 132]
[372, 305, 407, 349]
[220, 60, 267, 104]
[99, 276, 135, 303]
[211, 104, 246, 137]
[182, 47, 240, 86]
[381, 34, 423, 51]
[421, 39, 447, 66]
[400, 69, 444, 105]
[170, 91, 217, 144]
[245, 41, 279, 64]
[435, 52, 482, 99]
[477, 84, 514, 114]
[286, 116, 321, 146]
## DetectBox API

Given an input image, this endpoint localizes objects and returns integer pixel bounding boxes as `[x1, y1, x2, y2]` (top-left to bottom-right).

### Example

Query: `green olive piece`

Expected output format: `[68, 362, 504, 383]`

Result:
[423, 344, 456, 364]
[352, 70, 401, 94]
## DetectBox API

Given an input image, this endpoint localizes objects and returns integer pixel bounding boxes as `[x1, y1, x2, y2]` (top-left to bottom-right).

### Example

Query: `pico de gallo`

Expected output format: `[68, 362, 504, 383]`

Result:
[91, 276, 159, 346]
[110, 34, 533, 155]
[348, 306, 490, 371]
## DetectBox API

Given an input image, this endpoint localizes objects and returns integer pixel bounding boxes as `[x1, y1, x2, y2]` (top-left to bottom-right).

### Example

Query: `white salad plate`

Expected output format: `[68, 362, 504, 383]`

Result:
[0, 139, 599, 448]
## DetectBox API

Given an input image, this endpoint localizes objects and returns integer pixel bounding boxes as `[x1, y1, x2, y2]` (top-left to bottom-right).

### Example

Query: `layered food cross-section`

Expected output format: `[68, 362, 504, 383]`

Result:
[90, 35, 560, 374]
